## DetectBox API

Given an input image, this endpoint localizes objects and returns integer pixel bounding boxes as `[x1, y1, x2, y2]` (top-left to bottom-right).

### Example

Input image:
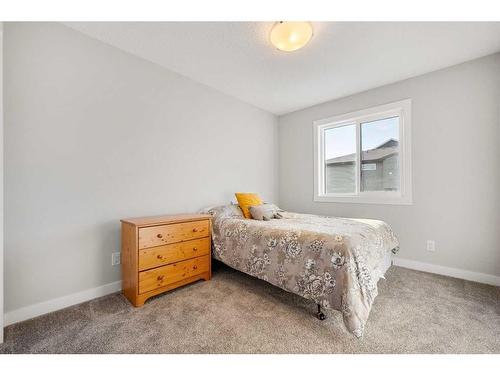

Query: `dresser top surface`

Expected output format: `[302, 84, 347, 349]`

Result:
[121, 213, 212, 227]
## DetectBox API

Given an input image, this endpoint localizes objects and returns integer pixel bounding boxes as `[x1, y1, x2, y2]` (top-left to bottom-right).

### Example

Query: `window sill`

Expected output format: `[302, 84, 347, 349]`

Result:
[313, 194, 413, 205]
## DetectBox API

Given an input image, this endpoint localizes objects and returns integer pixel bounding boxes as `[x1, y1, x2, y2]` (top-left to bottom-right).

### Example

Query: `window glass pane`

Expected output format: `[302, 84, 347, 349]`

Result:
[360, 116, 400, 192]
[324, 124, 356, 194]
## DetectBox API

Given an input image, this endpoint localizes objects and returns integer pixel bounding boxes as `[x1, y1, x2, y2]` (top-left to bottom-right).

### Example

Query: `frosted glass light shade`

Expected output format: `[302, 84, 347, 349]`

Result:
[269, 22, 313, 52]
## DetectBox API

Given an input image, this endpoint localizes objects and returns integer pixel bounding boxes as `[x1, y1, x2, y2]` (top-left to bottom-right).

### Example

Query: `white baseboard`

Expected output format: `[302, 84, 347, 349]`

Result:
[393, 257, 500, 287]
[3, 258, 499, 327]
[4, 280, 122, 327]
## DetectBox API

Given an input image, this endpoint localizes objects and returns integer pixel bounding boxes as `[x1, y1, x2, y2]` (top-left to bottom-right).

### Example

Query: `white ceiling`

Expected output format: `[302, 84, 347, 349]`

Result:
[65, 22, 500, 115]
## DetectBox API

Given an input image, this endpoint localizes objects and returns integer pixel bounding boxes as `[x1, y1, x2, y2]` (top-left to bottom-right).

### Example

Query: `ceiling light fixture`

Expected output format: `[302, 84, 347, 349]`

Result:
[269, 21, 313, 52]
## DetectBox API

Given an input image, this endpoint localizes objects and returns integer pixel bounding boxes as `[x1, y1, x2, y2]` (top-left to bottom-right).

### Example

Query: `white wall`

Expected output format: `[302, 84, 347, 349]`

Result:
[279, 53, 500, 280]
[1, 21, 4, 340]
[3, 23, 278, 316]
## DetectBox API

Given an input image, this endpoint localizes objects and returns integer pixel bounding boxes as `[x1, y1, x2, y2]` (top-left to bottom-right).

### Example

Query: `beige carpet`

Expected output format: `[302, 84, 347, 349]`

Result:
[1, 263, 499, 354]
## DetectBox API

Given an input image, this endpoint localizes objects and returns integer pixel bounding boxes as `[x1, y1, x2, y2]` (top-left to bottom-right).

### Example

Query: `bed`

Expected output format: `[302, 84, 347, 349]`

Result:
[203, 205, 399, 338]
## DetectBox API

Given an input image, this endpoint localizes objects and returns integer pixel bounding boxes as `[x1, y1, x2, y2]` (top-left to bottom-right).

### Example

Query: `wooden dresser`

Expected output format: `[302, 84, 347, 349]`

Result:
[120, 214, 212, 307]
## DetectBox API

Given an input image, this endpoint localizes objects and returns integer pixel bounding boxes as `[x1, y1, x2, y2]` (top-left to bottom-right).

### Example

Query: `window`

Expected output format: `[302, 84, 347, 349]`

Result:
[313, 99, 412, 204]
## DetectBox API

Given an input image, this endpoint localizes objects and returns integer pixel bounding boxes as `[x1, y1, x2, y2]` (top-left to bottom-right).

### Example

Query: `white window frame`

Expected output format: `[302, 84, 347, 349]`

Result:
[313, 99, 412, 205]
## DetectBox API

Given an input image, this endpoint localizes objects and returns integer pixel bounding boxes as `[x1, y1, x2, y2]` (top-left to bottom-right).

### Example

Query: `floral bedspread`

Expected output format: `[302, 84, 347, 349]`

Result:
[204, 205, 399, 337]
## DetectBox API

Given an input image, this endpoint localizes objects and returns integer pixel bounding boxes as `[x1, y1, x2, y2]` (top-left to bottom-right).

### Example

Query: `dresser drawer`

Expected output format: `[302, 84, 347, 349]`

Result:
[139, 237, 210, 271]
[138, 255, 210, 294]
[138, 220, 209, 249]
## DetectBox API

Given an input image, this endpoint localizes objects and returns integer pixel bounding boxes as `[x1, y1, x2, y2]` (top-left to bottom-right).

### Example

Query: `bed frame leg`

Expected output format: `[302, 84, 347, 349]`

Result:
[316, 304, 326, 320]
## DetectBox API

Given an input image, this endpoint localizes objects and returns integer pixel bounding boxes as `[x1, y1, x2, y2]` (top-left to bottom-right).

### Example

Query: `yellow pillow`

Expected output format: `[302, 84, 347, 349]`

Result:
[235, 193, 263, 219]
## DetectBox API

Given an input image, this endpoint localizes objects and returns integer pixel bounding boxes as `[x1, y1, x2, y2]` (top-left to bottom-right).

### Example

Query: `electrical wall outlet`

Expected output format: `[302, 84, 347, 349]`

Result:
[111, 252, 121, 266]
[426, 240, 436, 252]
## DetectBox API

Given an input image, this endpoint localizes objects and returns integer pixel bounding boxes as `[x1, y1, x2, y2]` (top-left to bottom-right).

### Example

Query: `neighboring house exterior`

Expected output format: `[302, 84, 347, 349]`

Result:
[325, 139, 399, 193]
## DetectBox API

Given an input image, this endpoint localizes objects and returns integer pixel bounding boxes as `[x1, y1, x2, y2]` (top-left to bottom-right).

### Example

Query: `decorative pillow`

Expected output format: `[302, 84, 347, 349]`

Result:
[234, 192, 263, 219]
[249, 204, 283, 221]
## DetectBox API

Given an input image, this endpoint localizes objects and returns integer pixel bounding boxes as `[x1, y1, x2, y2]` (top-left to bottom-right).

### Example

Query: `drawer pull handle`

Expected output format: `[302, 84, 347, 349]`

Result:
[157, 254, 163, 259]
[193, 265, 198, 270]
[192, 228, 198, 232]
[157, 234, 163, 239]
[157, 275, 164, 281]
[193, 247, 198, 251]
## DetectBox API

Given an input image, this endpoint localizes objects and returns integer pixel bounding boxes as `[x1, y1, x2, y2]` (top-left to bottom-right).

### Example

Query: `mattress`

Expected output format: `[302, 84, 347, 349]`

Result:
[204, 205, 399, 337]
